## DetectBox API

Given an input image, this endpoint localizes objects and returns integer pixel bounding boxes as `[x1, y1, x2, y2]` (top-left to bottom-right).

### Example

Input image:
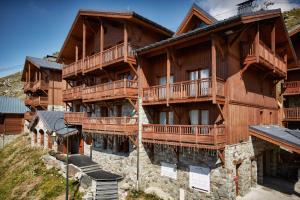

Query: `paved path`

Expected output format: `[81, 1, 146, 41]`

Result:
[237, 177, 300, 200]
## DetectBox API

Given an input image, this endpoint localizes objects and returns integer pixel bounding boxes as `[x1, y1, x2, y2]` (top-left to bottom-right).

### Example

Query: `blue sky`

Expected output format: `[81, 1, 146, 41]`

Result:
[0, 0, 299, 77]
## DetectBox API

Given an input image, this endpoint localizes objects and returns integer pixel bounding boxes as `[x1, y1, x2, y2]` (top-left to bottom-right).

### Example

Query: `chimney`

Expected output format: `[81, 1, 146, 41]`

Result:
[237, 0, 256, 15]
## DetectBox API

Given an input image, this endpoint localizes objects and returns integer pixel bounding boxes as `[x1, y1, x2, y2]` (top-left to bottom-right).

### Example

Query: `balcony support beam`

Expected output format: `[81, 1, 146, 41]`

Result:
[124, 22, 128, 62]
[255, 23, 260, 62]
[100, 19, 104, 69]
[75, 45, 78, 62]
[128, 62, 138, 79]
[271, 24, 275, 53]
[128, 135, 138, 147]
[211, 37, 217, 104]
[166, 49, 171, 106]
[83, 20, 86, 59]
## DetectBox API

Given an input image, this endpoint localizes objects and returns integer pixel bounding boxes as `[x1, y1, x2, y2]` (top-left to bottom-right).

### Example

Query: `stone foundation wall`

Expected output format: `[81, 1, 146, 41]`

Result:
[0, 134, 20, 148]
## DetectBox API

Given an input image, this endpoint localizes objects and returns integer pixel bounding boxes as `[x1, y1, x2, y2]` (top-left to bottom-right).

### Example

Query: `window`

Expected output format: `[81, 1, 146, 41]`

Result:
[118, 71, 132, 80]
[188, 69, 209, 96]
[189, 109, 209, 134]
[159, 111, 174, 125]
[158, 76, 174, 99]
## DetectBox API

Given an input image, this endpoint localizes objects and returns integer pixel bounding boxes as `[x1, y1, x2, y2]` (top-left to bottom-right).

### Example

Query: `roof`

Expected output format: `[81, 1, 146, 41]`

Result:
[175, 4, 217, 36]
[26, 56, 62, 70]
[57, 9, 173, 62]
[250, 125, 300, 154]
[136, 9, 286, 54]
[0, 96, 29, 114]
[30, 111, 78, 136]
[289, 24, 300, 37]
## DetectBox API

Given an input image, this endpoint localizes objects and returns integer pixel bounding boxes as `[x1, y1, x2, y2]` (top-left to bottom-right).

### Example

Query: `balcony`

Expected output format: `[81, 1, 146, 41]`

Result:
[63, 85, 83, 102]
[82, 116, 138, 135]
[62, 43, 135, 78]
[241, 40, 287, 77]
[24, 112, 35, 121]
[24, 82, 34, 92]
[64, 112, 85, 125]
[142, 78, 225, 105]
[82, 79, 138, 102]
[283, 108, 300, 121]
[283, 81, 300, 95]
[142, 124, 226, 149]
[32, 80, 49, 91]
[25, 96, 48, 108]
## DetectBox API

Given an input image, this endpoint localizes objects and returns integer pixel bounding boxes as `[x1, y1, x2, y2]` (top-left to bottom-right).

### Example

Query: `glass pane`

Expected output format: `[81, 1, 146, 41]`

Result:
[189, 110, 199, 125]
[159, 112, 167, 125]
[168, 112, 174, 125]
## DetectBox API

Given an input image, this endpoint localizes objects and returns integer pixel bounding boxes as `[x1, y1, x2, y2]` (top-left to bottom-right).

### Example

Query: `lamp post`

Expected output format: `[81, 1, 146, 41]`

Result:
[52, 117, 70, 200]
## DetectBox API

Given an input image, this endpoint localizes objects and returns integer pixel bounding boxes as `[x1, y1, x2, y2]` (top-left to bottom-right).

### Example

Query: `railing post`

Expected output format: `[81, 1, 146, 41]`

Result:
[213, 124, 217, 145]
[124, 79, 126, 94]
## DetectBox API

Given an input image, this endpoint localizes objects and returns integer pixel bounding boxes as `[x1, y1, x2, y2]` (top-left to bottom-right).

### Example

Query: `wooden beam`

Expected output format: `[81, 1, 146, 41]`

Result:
[211, 37, 217, 104]
[75, 45, 78, 62]
[217, 103, 225, 121]
[100, 20, 104, 69]
[28, 64, 31, 82]
[166, 50, 171, 106]
[126, 98, 138, 111]
[271, 24, 275, 53]
[255, 23, 260, 62]
[128, 135, 138, 146]
[124, 22, 128, 62]
[83, 20, 86, 59]
[229, 24, 252, 47]
[240, 62, 251, 77]
[128, 62, 138, 78]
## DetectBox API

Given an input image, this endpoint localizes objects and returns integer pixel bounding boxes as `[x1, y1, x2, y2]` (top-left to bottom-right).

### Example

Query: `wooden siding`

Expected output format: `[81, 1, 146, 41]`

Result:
[0, 114, 24, 134]
[63, 85, 83, 102]
[283, 81, 300, 95]
[64, 112, 86, 125]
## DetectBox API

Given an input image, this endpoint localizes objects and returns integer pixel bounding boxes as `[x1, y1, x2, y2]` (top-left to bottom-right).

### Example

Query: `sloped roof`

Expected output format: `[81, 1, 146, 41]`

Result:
[26, 56, 61, 70]
[250, 125, 300, 154]
[175, 3, 217, 35]
[0, 96, 29, 114]
[30, 111, 77, 136]
[289, 24, 300, 37]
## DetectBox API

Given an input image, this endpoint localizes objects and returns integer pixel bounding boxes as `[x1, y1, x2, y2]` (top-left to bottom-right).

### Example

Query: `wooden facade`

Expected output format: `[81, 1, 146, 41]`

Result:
[137, 9, 294, 148]
[22, 56, 64, 119]
[58, 10, 172, 139]
[282, 26, 300, 127]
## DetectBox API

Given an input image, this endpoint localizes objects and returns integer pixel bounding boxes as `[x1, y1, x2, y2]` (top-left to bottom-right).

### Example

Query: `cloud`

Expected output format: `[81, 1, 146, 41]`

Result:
[195, 0, 300, 20]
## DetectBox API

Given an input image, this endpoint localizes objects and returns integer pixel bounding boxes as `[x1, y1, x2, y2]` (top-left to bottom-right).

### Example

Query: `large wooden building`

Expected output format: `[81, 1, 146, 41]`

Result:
[22, 56, 65, 122]
[34, 4, 300, 200]
[58, 10, 172, 154]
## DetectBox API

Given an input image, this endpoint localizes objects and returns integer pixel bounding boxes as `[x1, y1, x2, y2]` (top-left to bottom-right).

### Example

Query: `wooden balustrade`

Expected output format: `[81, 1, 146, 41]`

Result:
[62, 43, 135, 78]
[82, 116, 138, 135]
[63, 85, 83, 101]
[82, 79, 138, 102]
[142, 78, 225, 104]
[284, 108, 300, 121]
[32, 80, 49, 91]
[24, 82, 34, 91]
[241, 40, 287, 76]
[64, 112, 86, 125]
[283, 81, 300, 95]
[142, 124, 226, 149]
[25, 96, 48, 107]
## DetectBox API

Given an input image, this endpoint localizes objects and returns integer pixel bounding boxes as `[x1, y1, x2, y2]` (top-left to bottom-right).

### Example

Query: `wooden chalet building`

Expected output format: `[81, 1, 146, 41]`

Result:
[0, 96, 28, 136]
[136, 5, 298, 199]
[22, 56, 65, 122]
[283, 25, 300, 129]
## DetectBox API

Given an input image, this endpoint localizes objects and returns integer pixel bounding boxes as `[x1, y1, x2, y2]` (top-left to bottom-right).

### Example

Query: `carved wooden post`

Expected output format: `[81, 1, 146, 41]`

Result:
[124, 22, 128, 62]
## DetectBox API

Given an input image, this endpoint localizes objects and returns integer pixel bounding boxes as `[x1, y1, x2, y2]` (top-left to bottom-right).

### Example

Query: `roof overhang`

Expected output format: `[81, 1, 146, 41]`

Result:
[250, 125, 300, 154]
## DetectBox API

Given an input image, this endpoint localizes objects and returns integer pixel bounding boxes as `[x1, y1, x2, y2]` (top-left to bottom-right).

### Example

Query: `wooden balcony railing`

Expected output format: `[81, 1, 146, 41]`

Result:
[284, 108, 300, 121]
[24, 82, 34, 92]
[62, 43, 135, 78]
[241, 40, 287, 76]
[25, 96, 48, 108]
[142, 78, 225, 104]
[82, 116, 138, 135]
[24, 112, 35, 121]
[64, 112, 86, 125]
[63, 85, 83, 102]
[82, 79, 138, 102]
[32, 80, 49, 91]
[283, 81, 300, 95]
[142, 124, 226, 149]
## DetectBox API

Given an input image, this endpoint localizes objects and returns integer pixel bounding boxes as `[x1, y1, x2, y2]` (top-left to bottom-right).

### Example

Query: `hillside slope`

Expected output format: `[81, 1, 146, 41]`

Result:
[0, 135, 81, 200]
[283, 8, 300, 31]
[0, 71, 24, 99]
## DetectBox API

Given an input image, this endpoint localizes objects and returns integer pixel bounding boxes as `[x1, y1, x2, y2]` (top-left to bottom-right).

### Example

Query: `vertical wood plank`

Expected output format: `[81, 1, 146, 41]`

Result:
[166, 50, 171, 106]
[83, 20, 86, 59]
[211, 37, 217, 104]
[124, 22, 128, 62]
[271, 24, 275, 53]
[75, 45, 78, 62]
[100, 20, 104, 68]
[255, 23, 260, 62]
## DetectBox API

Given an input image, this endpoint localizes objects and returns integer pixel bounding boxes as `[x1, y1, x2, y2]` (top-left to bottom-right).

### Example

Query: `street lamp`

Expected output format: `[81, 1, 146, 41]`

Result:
[52, 117, 70, 200]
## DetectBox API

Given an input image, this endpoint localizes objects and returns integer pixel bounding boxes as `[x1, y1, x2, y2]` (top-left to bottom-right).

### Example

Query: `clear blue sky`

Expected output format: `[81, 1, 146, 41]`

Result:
[0, 0, 299, 77]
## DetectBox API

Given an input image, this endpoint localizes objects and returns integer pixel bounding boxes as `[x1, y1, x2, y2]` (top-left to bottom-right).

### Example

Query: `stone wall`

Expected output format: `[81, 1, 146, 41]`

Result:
[0, 134, 20, 148]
